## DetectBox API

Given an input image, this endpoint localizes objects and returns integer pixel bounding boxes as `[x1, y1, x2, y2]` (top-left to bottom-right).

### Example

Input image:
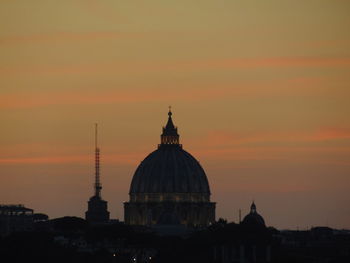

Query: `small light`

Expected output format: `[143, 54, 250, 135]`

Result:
[113, 254, 116, 257]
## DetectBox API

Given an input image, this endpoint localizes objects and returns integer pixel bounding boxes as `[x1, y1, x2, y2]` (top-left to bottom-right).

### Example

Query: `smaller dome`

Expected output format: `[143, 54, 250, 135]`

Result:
[242, 202, 265, 227]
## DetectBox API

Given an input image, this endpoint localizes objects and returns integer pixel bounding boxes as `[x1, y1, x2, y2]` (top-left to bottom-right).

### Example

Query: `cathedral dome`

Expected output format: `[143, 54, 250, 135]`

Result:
[242, 202, 266, 227]
[124, 109, 216, 226]
[129, 110, 210, 195]
[130, 145, 210, 194]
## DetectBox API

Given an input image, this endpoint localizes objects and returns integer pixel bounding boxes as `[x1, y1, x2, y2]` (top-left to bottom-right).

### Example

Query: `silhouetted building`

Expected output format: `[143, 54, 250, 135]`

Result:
[85, 124, 110, 224]
[212, 203, 271, 263]
[0, 204, 34, 235]
[124, 109, 215, 226]
[33, 213, 49, 222]
[242, 202, 266, 228]
[212, 229, 272, 263]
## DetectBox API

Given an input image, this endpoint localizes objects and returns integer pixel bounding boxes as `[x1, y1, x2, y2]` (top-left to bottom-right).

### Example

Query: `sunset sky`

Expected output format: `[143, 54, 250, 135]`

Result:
[1, 0, 350, 229]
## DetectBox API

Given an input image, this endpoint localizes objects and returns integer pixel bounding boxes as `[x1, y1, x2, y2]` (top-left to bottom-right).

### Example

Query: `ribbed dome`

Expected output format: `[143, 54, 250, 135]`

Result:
[129, 145, 210, 194]
[129, 109, 210, 195]
[124, 110, 216, 227]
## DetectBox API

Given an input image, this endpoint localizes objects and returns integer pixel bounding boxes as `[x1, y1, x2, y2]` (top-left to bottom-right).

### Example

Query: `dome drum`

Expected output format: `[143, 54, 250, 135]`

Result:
[124, 201, 215, 226]
[130, 193, 210, 203]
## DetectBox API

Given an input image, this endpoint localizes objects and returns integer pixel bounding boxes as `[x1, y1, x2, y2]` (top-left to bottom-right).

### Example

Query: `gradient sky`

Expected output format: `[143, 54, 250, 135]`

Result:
[1, 0, 350, 229]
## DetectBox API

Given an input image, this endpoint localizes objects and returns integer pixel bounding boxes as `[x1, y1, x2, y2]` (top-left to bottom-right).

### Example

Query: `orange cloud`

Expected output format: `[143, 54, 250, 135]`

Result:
[180, 57, 350, 71]
[0, 145, 341, 165]
[0, 87, 244, 109]
[0, 31, 143, 45]
[0, 153, 142, 165]
[0, 155, 89, 165]
[186, 128, 350, 162]
[0, 74, 339, 110]
[191, 146, 350, 164]
[0, 142, 145, 165]
[190, 128, 350, 148]
[2, 129, 350, 166]
[302, 39, 350, 49]
[0, 90, 163, 109]
[1, 56, 349, 77]
[310, 128, 350, 141]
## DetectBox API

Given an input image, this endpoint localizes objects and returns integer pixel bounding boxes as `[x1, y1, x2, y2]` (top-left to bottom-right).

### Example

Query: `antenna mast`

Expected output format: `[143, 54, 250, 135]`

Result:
[94, 123, 102, 198]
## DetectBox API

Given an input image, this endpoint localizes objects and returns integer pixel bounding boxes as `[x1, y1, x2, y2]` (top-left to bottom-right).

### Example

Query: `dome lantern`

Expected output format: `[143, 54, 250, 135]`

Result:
[160, 107, 181, 146]
[250, 201, 257, 213]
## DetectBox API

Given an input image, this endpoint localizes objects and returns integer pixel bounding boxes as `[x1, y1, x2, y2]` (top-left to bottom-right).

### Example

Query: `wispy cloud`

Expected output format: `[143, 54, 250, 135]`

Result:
[0, 74, 341, 110]
[301, 39, 350, 49]
[0, 153, 142, 165]
[0, 31, 143, 45]
[186, 128, 350, 162]
[190, 128, 350, 148]
[188, 57, 350, 70]
[310, 128, 350, 141]
[189, 146, 350, 166]
[3, 127, 349, 165]
[1, 56, 349, 77]
[2, 145, 349, 165]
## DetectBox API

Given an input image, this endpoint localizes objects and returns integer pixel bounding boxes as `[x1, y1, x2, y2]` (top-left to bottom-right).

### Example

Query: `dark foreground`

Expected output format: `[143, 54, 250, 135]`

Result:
[0, 217, 349, 263]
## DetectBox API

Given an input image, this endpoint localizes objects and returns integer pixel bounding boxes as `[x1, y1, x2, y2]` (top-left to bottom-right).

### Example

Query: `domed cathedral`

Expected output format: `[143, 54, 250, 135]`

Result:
[242, 202, 266, 228]
[124, 110, 216, 227]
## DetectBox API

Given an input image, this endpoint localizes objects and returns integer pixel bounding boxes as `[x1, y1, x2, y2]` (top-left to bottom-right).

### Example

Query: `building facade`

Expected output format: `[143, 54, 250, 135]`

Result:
[0, 204, 34, 235]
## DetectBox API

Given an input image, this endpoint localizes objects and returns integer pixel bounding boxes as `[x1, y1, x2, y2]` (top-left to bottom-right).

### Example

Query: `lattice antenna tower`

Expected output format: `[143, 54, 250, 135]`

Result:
[94, 123, 102, 198]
